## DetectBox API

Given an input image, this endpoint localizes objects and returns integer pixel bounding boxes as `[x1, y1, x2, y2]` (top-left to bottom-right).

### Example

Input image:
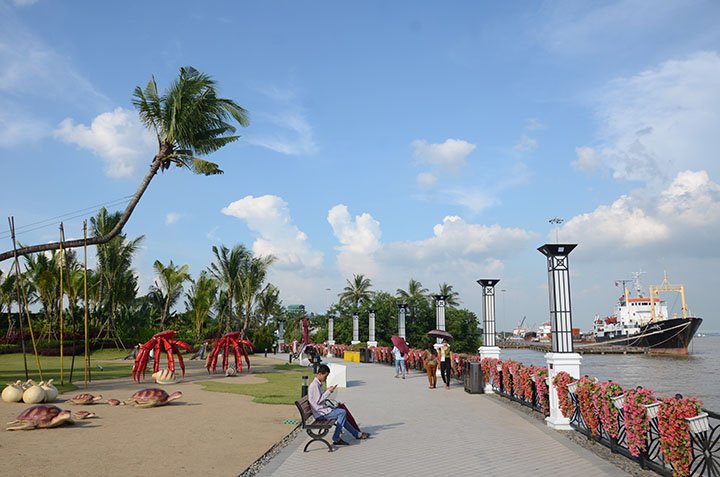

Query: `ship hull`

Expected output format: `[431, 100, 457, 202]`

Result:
[596, 317, 703, 355]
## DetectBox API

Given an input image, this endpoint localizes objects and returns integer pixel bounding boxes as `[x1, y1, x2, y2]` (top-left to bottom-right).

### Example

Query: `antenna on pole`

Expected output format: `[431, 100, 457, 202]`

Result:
[549, 217, 564, 243]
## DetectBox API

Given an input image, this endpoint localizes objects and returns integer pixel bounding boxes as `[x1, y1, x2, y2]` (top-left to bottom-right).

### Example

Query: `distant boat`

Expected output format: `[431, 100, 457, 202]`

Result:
[591, 272, 702, 355]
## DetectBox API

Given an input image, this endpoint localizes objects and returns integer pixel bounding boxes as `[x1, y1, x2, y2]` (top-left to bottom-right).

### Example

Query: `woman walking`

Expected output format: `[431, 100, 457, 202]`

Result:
[392, 345, 406, 379]
[439, 339, 452, 389]
[422, 345, 438, 389]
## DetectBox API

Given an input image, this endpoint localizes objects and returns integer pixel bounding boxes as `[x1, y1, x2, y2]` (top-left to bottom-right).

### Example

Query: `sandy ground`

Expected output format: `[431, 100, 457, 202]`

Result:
[0, 356, 298, 477]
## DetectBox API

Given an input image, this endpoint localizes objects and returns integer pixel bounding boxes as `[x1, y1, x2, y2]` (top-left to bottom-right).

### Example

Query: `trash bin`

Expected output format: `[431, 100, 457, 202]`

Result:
[464, 362, 484, 394]
[359, 348, 370, 363]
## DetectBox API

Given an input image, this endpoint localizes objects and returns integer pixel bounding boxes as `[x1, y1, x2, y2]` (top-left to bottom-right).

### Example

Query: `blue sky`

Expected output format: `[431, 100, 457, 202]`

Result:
[2, 0, 720, 333]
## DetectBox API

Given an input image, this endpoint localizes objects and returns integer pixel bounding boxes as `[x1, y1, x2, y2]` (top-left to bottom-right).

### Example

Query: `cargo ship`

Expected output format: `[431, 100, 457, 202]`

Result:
[591, 272, 702, 355]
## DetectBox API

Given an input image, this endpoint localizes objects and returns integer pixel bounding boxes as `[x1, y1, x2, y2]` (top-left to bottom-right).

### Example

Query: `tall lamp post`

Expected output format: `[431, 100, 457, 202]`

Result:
[477, 279, 501, 393]
[397, 303, 408, 339]
[539, 243, 582, 430]
[367, 309, 377, 348]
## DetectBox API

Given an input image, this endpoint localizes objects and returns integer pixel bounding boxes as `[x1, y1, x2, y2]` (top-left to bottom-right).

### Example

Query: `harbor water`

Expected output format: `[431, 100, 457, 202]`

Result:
[501, 335, 720, 411]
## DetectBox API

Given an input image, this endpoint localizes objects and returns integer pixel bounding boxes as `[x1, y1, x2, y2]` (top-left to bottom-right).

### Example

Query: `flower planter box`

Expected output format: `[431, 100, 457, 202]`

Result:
[567, 381, 578, 394]
[644, 402, 660, 419]
[343, 351, 360, 363]
[686, 412, 710, 434]
[611, 394, 625, 410]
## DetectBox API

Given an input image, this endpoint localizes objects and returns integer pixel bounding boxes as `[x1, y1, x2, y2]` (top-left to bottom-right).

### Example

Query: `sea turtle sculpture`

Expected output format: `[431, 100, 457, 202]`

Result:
[69, 393, 103, 405]
[124, 388, 183, 408]
[72, 410, 97, 420]
[6, 405, 73, 431]
[106, 399, 125, 406]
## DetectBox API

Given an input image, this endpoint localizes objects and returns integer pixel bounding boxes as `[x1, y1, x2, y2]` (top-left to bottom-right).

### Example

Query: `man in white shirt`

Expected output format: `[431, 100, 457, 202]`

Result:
[308, 364, 370, 445]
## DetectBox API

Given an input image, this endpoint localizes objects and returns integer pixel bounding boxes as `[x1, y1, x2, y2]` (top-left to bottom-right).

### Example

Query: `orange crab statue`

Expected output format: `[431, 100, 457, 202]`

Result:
[206, 331, 254, 374]
[131, 330, 192, 382]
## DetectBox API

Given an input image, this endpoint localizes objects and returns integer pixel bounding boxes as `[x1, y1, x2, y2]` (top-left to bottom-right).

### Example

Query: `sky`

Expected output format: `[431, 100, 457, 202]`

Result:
[1, 0, 720, 334]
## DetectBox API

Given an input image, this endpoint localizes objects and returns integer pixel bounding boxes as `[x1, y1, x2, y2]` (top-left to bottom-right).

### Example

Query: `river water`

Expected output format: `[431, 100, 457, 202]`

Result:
[500, 335, 719, 411]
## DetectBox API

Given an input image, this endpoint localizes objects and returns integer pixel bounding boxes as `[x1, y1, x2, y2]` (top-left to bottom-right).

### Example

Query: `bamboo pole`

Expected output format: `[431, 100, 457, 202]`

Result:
[83, 221, 90, 387]
[59, 223, 64, 385]
[8, 218, 29, 380]
[8, 217, 43, 381]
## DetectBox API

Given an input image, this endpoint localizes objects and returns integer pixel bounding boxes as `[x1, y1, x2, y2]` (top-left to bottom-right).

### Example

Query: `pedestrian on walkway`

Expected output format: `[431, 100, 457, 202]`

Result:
[422, 345, 438, 388]
[392, 345, 406, 379]
[439, 339, 452, 389]
[308, 364, 370, 445]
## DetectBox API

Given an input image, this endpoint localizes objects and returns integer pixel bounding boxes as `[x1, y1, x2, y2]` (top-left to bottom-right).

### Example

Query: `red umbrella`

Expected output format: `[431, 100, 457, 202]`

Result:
[391, 335, 409, 354]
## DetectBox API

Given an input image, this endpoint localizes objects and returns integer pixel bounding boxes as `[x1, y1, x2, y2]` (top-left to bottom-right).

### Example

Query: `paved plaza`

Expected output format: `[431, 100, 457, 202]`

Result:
[255, 354, 629, 477]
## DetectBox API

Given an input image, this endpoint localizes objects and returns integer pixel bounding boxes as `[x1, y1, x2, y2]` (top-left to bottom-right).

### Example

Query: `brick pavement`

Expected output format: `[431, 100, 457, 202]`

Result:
[254, 354, 629, 477]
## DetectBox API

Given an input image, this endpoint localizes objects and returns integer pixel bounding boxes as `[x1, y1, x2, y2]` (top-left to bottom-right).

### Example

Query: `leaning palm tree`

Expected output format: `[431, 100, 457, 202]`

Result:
[0, 66, 249, 262]
[151, 259, 191, 328]
[339, 274, 374, 310]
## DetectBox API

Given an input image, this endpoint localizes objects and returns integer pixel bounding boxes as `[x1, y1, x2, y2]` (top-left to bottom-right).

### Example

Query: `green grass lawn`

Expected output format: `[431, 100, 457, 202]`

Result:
[197, 364, 308, 405]
[0, 350, 133, 394]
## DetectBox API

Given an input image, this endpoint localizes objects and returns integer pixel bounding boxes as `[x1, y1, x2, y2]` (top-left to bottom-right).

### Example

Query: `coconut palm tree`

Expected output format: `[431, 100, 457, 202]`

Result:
[339, 274, 374, 310]
[0, 270, 17, 337]
[0, 66, 249, 262]
[151, 259, 191, 328]
[255, 283, 281, 327]
[396, 278, 429, 322]
[91, 208, 143, 344]
[184, 271, 218, 339]
[437, 282, 461, 307]
[238, 254, 277, 335]
[208, 244, 250, 332]
[24, 251, 61, 339]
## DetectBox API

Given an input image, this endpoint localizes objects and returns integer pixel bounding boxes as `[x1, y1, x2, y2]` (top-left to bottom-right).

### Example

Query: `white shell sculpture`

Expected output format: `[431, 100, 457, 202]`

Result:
[225, 366, 237, 377]
[2, 381, 24, 403]
[151, 369, 177, 385]
[41, 379, 59, 402]
[22, 382, 47, 404]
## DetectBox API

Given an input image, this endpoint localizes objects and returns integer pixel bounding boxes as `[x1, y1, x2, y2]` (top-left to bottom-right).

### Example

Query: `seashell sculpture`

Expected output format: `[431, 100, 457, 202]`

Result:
[2, 381, 24, 403]
[22, 379, 35, 390]
[151, 369, 177, 385]
[22, 382, 46, 404]
[40, 379, 59, 402]
[225, 366, 237, 377]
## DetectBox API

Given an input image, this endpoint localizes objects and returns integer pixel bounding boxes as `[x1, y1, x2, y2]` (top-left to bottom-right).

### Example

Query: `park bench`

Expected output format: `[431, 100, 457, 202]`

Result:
[295, 396, 336, 452]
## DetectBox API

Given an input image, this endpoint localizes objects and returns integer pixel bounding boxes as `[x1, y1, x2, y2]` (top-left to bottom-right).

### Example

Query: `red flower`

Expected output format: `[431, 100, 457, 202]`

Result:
[553, 371, 575, 418]
[657, 396, 703, 477]
[623, 388, 657, 457]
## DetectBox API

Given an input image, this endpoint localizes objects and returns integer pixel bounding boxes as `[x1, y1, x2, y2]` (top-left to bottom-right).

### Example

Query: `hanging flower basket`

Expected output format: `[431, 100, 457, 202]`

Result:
[611, 394, 625, 410]
[686, 412, 709, 434]
[645, 402, 660, 420]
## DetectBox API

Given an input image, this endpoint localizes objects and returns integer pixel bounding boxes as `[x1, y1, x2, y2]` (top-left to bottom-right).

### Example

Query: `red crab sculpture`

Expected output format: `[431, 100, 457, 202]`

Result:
[206, 332, 254, 374]
[131, 330, 192, 382]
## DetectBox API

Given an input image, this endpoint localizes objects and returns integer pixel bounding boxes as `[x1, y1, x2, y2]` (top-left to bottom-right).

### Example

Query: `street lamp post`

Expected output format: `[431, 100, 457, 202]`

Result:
[367, 309, 377, 348]
[477, 279, 501, 393]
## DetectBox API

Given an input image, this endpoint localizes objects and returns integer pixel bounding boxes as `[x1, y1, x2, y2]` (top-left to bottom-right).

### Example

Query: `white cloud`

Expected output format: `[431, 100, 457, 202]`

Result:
[222, 195, 323, 269]
[580, 52, 720, 184]
[444, 188, 498, 214]
[244, 112, 317, 155]
[327, 204, 382, 277]
[412, 138, 476, 174]
[53, 107, 155, 178]
[560, 170, 720, 255]
[658, 170, 720, 226]
[165, 212, 181, 225]
[416, 172, 437, 189]
[512, 135, 538, 153]
[572, 146, 605, 172]
[562, 195, 669, 249]
[12, 0, 39, 6]
[525, 118, 545, 131]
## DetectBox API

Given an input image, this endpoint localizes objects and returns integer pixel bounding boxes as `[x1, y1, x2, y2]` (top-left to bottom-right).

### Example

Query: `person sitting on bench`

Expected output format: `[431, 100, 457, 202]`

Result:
[308, 364, 370, 446]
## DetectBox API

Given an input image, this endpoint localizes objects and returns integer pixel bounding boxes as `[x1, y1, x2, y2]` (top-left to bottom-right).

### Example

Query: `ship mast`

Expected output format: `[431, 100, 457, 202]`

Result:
[649, 272, 688, 321]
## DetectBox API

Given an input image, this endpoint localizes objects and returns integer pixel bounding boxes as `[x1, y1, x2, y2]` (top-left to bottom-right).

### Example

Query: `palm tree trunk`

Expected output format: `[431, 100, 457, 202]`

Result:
[0, 158, 162, 262]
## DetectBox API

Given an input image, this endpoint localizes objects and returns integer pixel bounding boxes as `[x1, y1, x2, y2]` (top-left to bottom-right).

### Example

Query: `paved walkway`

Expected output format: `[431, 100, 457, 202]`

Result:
[255, 354, 629, 477]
